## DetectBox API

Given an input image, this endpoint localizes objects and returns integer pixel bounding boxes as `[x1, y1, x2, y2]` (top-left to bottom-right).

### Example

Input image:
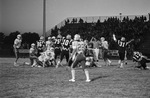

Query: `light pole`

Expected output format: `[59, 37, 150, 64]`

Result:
[43, 0, 46, 40]
[119, 13, 122, 22]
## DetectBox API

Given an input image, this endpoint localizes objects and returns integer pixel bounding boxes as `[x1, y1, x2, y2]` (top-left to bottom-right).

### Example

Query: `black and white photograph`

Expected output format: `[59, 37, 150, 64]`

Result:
[0, 0, 150, 97]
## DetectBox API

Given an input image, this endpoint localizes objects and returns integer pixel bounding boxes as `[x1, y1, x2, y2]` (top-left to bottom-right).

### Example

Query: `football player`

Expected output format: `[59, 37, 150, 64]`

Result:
[38, 49, 55, 67]
[133, 51, 150, 70]
[37, 36, 46, 56]
[68, 34, 91, 82]
[13, 34, 22, 66]
[29, 43, 38, 67]
[113, 34, 134, 68]
[46, 37, 54, 50]
[54, 35, 62, 61]
[56, 34, 72, 68]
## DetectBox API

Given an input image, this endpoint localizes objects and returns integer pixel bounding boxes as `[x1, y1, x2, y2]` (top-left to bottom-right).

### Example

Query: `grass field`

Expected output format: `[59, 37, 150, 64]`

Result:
[0, 58, 150, 98]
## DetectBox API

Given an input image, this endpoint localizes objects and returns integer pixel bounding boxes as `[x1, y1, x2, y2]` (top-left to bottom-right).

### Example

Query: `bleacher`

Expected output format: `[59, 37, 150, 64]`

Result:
[50, 14, 150, 58]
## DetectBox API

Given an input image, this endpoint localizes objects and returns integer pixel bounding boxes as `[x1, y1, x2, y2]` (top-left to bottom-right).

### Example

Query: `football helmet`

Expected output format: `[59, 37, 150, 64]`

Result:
[31, 43, 35, 48]
[66, 34, 71, 39]
[57, 34, 62, 39]
[48, 37, 51, 40]
[40, 36, 44, 40]
[100, 37, 105, 41]
[74, 34, 80, 41]
[52, 36, 56, 39]
[121, 37, 125, 41]
[17, 34, 21, 39]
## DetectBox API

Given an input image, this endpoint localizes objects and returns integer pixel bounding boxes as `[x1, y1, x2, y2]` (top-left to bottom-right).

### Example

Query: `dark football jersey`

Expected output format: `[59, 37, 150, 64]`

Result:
[37, 41, 45, 50]
[133, 52, 142, 61]
[117, 40, 127, 52]
[62, 38, 72, 50]
[54, 38, 62, 48]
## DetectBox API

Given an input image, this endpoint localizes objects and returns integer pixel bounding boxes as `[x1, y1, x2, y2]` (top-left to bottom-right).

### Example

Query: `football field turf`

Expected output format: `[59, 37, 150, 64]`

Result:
[0, 58, 150, 98]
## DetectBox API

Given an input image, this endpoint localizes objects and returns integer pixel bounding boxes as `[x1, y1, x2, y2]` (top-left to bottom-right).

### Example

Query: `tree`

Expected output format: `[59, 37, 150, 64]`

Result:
[51, 26, 58, 37]
[22, 32, 39, 45]
[7, 31, 20, 44]
[78, 18, 84, 23]
[97, 19, 100, 24]
[65, 18, 70, 25]
[0, 32, 5, 43]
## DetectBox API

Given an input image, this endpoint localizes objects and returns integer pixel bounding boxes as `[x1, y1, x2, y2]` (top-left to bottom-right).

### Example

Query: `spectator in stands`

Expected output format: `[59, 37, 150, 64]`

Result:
[58, 15, 148, 55]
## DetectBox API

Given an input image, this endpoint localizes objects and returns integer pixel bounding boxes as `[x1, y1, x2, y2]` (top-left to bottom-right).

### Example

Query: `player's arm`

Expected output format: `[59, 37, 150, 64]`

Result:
[113, 34, 117, 42]
[126, 39, 134, 45]
[93, 37, 96, 41]
[90, 37, 94, 42]
[36, 41, 40, 47]
[105, 41, 109, 50]
[139, 52, 148, 59]
[45, 41, 48, 47]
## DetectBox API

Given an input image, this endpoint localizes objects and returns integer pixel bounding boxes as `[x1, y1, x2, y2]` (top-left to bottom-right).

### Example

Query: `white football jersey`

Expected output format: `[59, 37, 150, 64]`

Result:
[101, 41, 108, 50]
[72, 40, 79, 50]
[14, 38, 22, 48]
[46, 41, 53, 50]
[77, 41, 86, 53]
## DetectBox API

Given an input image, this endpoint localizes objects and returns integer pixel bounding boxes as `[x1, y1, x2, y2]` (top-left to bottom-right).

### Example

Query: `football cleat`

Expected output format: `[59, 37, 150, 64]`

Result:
[85, 79, 91, 82]
[69, 79, 75, 82]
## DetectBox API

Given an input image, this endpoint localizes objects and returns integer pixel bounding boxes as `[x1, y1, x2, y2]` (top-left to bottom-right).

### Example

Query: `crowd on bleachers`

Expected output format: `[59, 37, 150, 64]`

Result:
[55, 15, 150, 51]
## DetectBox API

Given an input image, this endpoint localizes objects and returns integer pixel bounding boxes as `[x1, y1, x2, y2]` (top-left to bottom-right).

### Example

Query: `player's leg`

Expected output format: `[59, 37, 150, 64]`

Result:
[81, 60, 91, 82]
[54, 49, 59, 67]
[94, 48, 99, 62]
[30, 56, 37, 67]
[30, 58, 34, 66]
[118, 59, 121, 65]
[103, 50, 111, 66]
[56, 50, 64, 68]
[119, 52, 125, 68]
[124, 51, 128, 65]
[69, 53, 84, 82]
[99, 48, 102, 59]
[14, 47, 19, 66]
[69, 55, 79, 82]
[103, 50, 107, 65]
[54, 49, 58, 60]
[84, 69, 91, 82]
[140, 58, 150, 70]
[65, 50, 70, 63]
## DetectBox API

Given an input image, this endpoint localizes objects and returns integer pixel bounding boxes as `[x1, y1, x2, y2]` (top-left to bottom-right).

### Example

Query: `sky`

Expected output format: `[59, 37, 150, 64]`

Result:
[1, 0, 150, 36]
